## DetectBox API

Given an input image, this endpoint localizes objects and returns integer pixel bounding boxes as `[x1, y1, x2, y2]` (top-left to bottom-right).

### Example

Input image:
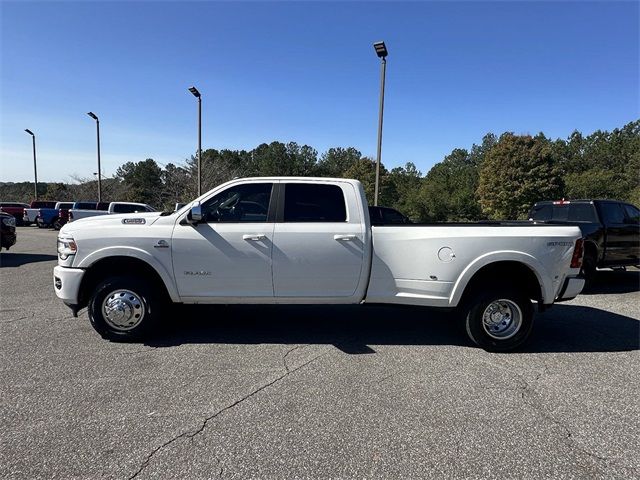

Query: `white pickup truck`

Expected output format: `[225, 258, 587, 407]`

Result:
[68, 201, 155, 222]
[53, 177, 585, 351]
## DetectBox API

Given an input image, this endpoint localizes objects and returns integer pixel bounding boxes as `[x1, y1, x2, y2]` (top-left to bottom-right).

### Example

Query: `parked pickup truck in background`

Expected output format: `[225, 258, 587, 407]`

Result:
[0, 202, 30, 226]
[36, 202, 75, 229]
[54, 177, 585, 351]
[67, 202, 106, 223]
[68, 202, 154, 222]
[529, 199, 640, 280]
[23, 201, 58, 226]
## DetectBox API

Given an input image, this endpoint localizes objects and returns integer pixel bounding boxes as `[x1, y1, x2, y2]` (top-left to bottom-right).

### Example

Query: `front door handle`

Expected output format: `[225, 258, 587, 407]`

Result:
[243, 234, 267, 241]
[334, 234, 357, 241]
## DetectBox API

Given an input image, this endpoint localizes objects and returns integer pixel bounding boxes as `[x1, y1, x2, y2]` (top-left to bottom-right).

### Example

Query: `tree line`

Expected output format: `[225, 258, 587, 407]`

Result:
[2, 119, 638, 221]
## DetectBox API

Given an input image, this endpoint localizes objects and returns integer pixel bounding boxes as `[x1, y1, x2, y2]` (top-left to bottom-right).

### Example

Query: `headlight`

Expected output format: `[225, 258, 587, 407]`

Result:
[2, 217, 16, 227]
[57, 237, 77, 260]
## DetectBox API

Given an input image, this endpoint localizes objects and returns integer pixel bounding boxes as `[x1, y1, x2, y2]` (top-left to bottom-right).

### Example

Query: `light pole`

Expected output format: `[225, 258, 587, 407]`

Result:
[24, 129, 38, 200]
[188, 86, 202, 197]
[373, 41, 388, 206]
[87, 112, 102, 202]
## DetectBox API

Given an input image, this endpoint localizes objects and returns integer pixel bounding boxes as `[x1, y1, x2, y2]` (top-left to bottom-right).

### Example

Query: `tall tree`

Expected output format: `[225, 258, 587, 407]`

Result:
[317, 147, 362, 177]
[388, 163, 424, 221]
[417, 149, 483, 221]
[115, 159, 163, 207]
[477, 133, 564, 219]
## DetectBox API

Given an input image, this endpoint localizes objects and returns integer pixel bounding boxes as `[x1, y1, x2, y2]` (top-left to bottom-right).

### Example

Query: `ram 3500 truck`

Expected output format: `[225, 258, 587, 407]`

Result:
[53, 177, 585, 351]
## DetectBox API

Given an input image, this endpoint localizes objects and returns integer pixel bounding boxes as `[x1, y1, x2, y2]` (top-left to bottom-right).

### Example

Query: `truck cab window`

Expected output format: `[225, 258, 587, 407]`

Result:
[600, 203, 626, 225]
[283, 183, 347, 222]
[202, 183, 272, 223]
[624, 204, 640, 223]
[113, 204, 143, 214]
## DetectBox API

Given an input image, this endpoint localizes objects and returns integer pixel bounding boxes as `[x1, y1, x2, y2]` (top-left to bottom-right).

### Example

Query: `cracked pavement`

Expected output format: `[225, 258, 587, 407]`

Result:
[1, 228, 639, 479]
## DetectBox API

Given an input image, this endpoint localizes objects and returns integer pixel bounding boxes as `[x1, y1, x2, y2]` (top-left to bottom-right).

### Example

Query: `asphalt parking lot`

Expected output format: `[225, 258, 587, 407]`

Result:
[1, 227, 639, 479]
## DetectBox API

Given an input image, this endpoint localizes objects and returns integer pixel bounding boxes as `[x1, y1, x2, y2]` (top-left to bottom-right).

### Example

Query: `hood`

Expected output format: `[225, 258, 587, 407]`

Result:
[60, 211, 163, 235]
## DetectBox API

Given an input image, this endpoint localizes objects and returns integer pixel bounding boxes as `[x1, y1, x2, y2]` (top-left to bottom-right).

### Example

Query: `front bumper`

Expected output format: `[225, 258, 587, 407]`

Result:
[53, 265, 85, 305]
[1, 231, 17, 249]
[556, 276, 585, 302]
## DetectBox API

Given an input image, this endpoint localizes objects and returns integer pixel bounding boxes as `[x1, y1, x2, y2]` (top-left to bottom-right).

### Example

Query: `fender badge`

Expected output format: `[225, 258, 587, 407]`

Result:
[122, 218, 146, 224]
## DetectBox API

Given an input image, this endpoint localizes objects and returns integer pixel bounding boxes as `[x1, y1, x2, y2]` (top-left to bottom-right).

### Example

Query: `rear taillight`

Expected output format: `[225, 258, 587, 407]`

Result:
[570, 238, 584, 269]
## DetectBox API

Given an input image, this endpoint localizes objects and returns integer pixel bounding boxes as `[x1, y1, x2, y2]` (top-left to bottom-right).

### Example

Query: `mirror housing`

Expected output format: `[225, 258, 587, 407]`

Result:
[188, 201, 203, 224]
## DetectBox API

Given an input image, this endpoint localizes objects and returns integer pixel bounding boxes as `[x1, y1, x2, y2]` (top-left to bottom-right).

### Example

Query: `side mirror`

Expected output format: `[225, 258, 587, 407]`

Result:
[188, 201, 203, 224]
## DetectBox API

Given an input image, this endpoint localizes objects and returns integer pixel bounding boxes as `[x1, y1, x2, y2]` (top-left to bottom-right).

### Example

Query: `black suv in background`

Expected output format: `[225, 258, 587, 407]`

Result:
[529, 199, 640, 280]
[0, 211, 17, 251]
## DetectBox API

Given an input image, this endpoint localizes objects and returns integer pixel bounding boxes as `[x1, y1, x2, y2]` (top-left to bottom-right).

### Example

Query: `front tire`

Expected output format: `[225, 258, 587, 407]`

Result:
[464, 288, 534, 352]
[88, 276, 161, 341]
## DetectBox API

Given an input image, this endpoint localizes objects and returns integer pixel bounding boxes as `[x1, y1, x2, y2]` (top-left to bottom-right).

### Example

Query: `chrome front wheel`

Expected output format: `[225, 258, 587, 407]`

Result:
[89, 276, 161, 341]
[102, 289, 146, 331]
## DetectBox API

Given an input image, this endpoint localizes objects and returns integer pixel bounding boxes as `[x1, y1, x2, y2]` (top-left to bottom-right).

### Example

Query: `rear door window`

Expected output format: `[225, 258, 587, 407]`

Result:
[623, 204, 640, 223]
[600, 203, 626, 224]
[283, 184, 347, 222]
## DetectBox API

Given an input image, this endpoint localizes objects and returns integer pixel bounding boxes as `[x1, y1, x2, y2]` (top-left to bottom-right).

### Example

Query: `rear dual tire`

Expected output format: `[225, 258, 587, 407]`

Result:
[464, 288, 534, 352]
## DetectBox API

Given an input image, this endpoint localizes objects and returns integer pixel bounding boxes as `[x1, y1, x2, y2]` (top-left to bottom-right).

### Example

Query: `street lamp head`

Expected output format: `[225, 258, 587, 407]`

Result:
[87, 112, 98, 121]
[188, 86, 201, 98]
[373, 41, 388, 58]
[25, 129, 35, 136]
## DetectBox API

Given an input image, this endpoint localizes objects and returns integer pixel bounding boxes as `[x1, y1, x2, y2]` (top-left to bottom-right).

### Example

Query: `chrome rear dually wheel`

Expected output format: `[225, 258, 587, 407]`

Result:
[465, 288, 534, 352]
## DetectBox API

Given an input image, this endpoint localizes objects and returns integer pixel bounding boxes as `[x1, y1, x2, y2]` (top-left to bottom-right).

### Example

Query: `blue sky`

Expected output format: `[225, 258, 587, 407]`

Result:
[1, 1, 638, 183]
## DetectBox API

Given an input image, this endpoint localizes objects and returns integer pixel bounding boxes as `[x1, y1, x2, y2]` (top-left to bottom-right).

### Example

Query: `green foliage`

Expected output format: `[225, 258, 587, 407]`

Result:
[388, 163, 424, 220]
[317, 147, 362, 177]
[44, 183, 73, 201]
[478, 133, 564, 219]
[2, 120, 637, 216]
[420, 149, 483, 221]
[115, 159, 163, 206]
[559, 120, 640, 203]
[0, 182, 47, 203]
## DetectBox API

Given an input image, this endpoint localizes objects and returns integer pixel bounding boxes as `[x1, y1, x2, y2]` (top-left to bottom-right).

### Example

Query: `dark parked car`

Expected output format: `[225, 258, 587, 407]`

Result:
[529, 199, 640, 279]
[368, 206, 412, 225]
[0, 202, 30, 226]
[0, 211, 17, 250]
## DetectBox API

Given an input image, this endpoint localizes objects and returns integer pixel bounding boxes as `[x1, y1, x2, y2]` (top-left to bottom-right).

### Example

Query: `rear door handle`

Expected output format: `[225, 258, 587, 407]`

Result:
[243, 234, 267, 241]
[334, 234, 357, 241]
